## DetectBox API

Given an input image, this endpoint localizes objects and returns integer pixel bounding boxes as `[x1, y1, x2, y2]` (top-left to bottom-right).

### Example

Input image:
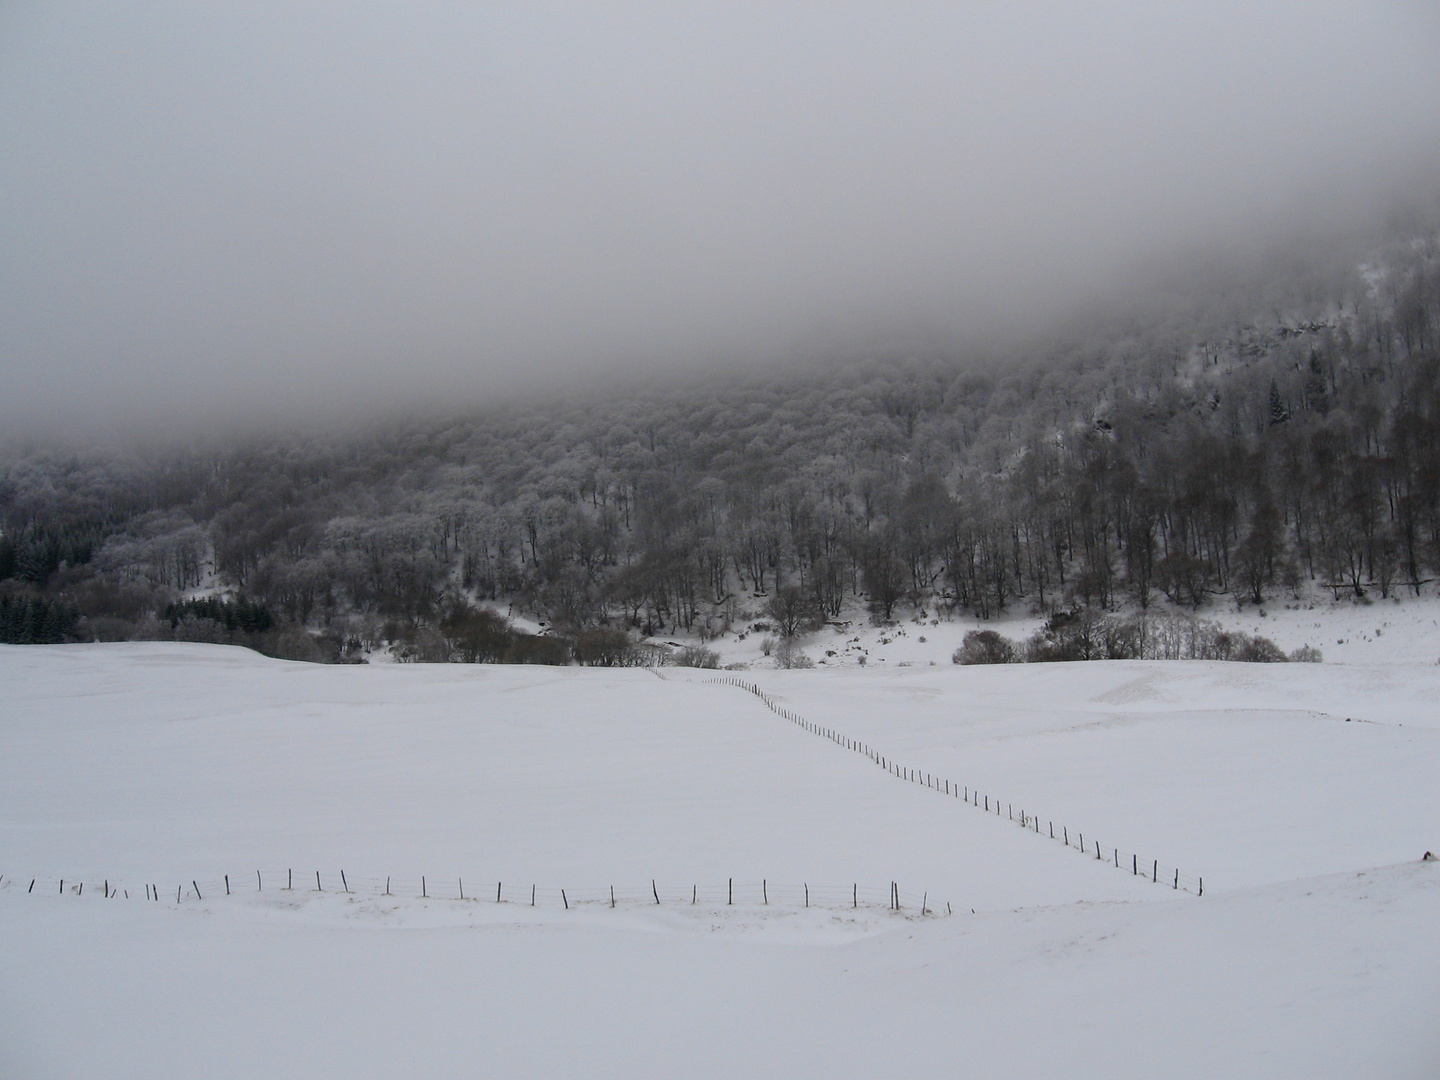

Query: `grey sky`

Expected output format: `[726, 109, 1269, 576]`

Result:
[2, 2, 1438, 435]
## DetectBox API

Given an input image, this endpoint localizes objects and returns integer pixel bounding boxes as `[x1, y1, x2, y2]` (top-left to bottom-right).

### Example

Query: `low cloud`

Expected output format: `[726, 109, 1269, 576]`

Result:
[2, 2, 1438, 436]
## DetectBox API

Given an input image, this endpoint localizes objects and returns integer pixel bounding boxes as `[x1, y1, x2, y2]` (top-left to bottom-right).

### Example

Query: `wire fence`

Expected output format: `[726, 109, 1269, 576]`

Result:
[711, 675, 1204, 897]
[0, 872, 948, 915]
[1, 674, 1201, 913]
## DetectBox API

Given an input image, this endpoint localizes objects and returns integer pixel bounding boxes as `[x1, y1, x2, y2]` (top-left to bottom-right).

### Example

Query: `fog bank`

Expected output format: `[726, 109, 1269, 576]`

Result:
[2, 2, 1438, 436]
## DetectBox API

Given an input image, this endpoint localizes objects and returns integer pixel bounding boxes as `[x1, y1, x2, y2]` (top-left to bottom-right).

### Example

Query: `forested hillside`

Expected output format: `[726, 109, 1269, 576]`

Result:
[3, 224, 1438, 660]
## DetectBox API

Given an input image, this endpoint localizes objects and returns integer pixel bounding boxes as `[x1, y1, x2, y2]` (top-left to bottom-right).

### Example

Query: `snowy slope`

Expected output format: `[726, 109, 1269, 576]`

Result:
[689, 659, 1440, 891]
[686, 590, 1440, 669]
[1, 643, 1437, 1078]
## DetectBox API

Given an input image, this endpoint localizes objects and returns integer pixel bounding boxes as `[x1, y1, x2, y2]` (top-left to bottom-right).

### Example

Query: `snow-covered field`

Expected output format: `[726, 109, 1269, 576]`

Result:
[2, 638, 1438, 1078]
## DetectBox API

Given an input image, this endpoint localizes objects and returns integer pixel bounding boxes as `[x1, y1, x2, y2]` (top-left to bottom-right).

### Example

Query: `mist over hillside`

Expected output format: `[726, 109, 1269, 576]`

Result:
[4, 4, 1440, 657]
[3, 4, 1439, 435]
[3, 212, 1438, 660]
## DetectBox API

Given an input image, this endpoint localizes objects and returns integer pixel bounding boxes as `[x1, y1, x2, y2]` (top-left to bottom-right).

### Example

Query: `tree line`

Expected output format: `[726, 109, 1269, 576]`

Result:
[1, 223, 1437, 659]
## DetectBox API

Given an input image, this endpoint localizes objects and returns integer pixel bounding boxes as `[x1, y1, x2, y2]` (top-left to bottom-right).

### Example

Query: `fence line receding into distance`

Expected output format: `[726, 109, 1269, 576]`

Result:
[710, 675, 1203, 897]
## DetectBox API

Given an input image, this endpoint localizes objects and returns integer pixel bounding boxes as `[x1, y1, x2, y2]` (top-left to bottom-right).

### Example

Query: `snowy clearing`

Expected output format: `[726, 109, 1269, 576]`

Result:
[2, 642, 1438, 1078]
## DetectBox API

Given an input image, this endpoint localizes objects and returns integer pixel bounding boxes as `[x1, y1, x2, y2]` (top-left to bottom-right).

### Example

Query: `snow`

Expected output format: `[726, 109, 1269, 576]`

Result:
[710, 659, 1440, 891]
[687, 588, 1440, 669]
[2, 639, 1439, 1078]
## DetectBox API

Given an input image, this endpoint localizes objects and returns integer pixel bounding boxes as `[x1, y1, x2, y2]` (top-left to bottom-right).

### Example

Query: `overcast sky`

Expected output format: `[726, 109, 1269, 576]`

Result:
[2, 2, 1438, 435]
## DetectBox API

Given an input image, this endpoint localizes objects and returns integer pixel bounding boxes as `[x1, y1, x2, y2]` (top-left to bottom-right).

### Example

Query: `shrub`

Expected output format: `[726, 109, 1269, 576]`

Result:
[438, 604, 514, 662]
[1191, 626, 1287, 662]
[1099, 618, 1144, 659]
[503, 634, 573, 666]
[264, 628, 344, 663]
[1023, 608, 1107, 661]
[1011, 606, 1294, 665]
[574, 628, 637, 667]
[1233, 634, 1288, 663]
[1288, 645, 1323, 663]
[630, 643, 673, 668]
[774, 638, 814, 668]
[674, 645, 721, 668]
[170, 616, 230, 644]
[952, 629, 1018, 665]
